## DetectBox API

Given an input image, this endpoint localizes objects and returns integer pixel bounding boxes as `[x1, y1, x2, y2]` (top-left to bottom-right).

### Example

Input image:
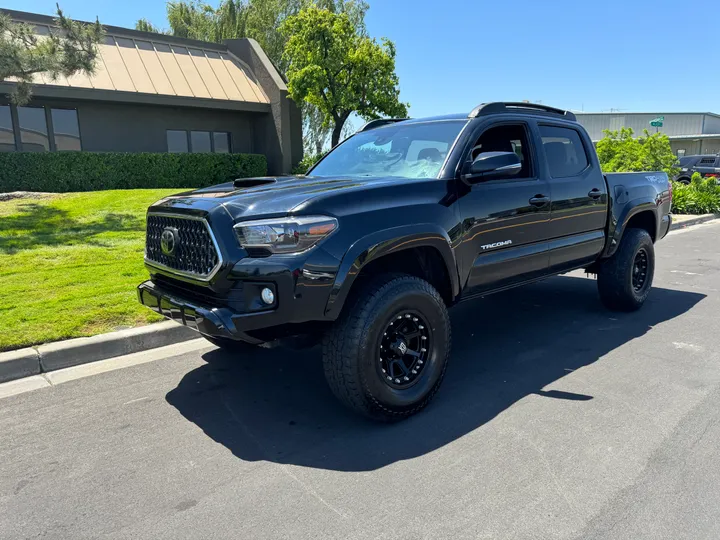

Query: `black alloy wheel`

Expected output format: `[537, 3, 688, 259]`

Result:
[632, 248, 649, 292]
[378, 311, 431, 389]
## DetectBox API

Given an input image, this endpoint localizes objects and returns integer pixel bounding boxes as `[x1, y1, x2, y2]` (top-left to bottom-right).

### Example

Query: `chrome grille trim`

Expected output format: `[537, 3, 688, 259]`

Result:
[144, 212, 223, 282]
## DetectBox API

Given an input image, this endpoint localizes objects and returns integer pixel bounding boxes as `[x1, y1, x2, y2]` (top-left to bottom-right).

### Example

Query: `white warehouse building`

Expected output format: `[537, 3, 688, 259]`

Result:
[575, 112, 720, 157]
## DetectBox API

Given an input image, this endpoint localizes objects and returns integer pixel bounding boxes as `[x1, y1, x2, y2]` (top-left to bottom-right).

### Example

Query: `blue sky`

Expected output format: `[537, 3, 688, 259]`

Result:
[5, 0, 718, 117]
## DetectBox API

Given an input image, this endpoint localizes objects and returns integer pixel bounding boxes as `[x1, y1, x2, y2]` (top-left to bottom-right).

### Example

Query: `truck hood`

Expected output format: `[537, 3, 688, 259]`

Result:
[149, 175, 409, 220]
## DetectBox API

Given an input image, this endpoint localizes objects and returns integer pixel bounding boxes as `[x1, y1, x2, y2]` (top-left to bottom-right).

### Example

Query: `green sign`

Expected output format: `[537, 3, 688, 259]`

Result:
[650, 116, 664, 127]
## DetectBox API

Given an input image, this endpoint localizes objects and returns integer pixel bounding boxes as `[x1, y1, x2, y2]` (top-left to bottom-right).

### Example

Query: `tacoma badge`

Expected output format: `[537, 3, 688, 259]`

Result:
[480, 239, 512, 251]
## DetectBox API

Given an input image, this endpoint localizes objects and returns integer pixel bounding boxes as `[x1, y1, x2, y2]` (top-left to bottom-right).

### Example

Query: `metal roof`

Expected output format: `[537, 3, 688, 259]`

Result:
[2, 9, 269, 106]
[576, 111, 720, 119]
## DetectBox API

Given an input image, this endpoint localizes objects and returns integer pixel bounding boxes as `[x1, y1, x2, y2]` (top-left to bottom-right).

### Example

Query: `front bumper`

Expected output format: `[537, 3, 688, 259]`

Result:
[137, 280, 268, 344]
[137, 249, 339, 343]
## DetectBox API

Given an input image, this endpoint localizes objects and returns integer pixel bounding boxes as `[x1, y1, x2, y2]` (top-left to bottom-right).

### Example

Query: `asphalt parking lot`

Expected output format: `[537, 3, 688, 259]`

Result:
[2, 221, 720, 540]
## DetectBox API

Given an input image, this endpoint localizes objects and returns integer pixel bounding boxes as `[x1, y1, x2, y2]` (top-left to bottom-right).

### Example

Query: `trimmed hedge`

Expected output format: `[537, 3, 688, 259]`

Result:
[0, 152, 267, 193]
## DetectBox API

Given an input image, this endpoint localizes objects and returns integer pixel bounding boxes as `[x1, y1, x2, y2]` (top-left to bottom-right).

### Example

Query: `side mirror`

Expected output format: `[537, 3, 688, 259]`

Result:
[463, 151, 522, 184]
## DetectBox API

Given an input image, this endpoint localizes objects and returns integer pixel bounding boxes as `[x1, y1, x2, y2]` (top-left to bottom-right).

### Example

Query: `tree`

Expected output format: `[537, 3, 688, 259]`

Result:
[597, 127, 679, 178]
[281, 6, 407, 147]
[0, 6, 103, 105]
[143, 0, 367, 71]
[135, 18, 167, 34]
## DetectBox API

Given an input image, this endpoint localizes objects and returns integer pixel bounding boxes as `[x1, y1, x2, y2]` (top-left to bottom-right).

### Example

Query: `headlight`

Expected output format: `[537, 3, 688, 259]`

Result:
[233, 215, 338, 254]
[681, 167, 689, 172]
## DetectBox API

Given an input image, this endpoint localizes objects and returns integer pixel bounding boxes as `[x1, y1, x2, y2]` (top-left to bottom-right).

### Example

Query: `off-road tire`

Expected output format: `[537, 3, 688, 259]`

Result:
[597, 228, 655, 312]
[322, 274, 451, 422]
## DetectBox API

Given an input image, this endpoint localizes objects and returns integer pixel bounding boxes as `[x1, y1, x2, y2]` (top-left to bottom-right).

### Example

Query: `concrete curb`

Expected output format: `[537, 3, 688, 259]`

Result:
[0, 321, 198, 384]
[0, 348, 41, 383]
[670, 214, 720, 231]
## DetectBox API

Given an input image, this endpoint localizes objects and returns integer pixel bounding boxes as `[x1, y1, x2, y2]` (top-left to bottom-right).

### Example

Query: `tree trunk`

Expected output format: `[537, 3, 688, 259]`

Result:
[331, 119, 345, 148]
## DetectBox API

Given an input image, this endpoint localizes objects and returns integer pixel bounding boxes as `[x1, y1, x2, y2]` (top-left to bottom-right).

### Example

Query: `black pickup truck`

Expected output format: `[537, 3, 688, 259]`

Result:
[138, 102, 672, 421]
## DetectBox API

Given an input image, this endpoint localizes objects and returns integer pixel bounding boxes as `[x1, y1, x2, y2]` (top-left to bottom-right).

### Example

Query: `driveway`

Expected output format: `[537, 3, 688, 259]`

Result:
[1, 221, 719, 539]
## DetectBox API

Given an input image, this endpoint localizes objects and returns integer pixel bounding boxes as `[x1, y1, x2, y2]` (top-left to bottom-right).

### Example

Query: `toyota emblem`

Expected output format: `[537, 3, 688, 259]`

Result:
[160, 227, 179, 256]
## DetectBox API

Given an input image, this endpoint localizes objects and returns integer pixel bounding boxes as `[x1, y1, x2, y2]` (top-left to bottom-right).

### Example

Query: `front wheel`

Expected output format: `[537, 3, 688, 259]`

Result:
[597, 228, 655, 311]
[322, 274, 451, 422]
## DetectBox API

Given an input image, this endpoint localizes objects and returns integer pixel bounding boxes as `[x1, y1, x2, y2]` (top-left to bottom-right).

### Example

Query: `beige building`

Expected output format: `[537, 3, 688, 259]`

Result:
[0, 9, 302, 174]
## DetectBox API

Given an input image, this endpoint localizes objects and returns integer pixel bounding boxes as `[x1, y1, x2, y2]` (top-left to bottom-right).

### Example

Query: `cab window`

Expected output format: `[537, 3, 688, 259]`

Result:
[539, 125, 589, 178]
[469, 124, 533, 179]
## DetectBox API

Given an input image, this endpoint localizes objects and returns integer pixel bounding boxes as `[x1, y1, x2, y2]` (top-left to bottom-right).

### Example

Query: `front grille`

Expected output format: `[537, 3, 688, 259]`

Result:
[145, 213, 221, 280]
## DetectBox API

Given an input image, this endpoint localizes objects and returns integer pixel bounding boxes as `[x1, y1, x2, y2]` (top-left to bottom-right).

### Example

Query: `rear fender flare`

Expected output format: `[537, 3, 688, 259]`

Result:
[324, 224, 460, 319]
[604, 198, 657, 258]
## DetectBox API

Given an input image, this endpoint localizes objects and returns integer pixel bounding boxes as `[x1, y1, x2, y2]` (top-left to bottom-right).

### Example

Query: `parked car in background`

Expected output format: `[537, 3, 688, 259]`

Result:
[676, 154, 720, 184]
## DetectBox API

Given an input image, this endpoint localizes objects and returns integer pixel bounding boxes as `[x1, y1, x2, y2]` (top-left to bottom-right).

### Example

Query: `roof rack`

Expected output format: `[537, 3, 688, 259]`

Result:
[468, 102, 576, 122]
[356, 118, 409, 132]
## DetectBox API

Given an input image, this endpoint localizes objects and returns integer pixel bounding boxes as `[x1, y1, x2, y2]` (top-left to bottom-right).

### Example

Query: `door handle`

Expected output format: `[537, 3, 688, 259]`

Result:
[529, 195, 550, 207]
[588, 188, 602, 199]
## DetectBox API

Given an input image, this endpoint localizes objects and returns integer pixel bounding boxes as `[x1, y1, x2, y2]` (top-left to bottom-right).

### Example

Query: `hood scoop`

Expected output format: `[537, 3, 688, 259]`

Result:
[233, 177, 277, 189]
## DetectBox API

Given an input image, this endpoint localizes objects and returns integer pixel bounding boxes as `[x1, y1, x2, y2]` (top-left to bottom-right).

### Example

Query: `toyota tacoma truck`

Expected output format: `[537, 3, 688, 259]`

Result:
[137, 102, 672, 421]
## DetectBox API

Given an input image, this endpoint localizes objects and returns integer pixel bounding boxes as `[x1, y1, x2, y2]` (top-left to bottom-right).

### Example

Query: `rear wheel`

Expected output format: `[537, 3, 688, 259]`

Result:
[322, 274, 451, 422]
[597, 228, 655, 311]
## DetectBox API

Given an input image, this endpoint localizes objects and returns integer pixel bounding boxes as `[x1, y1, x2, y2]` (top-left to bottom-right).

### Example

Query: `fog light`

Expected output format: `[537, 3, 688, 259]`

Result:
[261, 287, 275, 305]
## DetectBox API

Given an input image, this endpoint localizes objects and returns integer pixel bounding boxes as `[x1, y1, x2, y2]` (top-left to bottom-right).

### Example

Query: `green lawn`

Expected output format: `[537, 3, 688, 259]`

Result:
[0, 189, 187, 351]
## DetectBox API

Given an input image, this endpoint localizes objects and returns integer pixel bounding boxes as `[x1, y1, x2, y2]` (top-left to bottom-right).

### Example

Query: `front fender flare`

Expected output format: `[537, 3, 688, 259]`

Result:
[324, 224, 460, 319]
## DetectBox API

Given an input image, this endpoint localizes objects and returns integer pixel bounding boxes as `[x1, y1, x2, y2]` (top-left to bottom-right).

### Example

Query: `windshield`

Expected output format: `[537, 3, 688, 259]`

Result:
[679, 157, 695, 167]
[310, 120, 467, 179]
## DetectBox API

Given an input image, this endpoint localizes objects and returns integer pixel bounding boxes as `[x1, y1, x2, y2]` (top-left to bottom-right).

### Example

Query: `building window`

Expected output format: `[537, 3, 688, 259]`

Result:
[51, 109, 81, 151]
[190, 131, 212, 153]
[0, 105, 15, 152]
[677, 149, 686, 158]
[167, 130, 189, 153]
[167, 130, 232, 153]
[213, 132, 231, 153]
[17, 106, 49, 152]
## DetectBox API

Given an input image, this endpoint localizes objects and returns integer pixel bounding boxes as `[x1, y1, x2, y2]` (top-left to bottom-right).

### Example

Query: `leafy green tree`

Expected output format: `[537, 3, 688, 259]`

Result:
[135, 18, 164, 33]
[165, 0, 227, 41]
[281, 6, 407, 147]
[143, 0, 367, 71]
[597, 127, 679, 178]
[0, 6, 103, 105]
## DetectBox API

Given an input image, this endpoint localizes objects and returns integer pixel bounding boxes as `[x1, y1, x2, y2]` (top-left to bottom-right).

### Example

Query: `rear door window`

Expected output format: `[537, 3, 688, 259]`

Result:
[539, 125, 589, 178]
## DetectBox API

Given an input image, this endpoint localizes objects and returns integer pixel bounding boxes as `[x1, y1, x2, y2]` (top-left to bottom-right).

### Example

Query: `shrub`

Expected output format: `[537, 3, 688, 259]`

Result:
[597, 127, 679, 179]
[671, 172, 720, 214]
[0, 152, 267, 193]
[292, 153, 323, 175]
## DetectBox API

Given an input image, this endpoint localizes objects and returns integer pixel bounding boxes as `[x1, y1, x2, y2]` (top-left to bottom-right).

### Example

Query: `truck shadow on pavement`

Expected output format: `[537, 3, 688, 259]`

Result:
[166, 275, 704, 472]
